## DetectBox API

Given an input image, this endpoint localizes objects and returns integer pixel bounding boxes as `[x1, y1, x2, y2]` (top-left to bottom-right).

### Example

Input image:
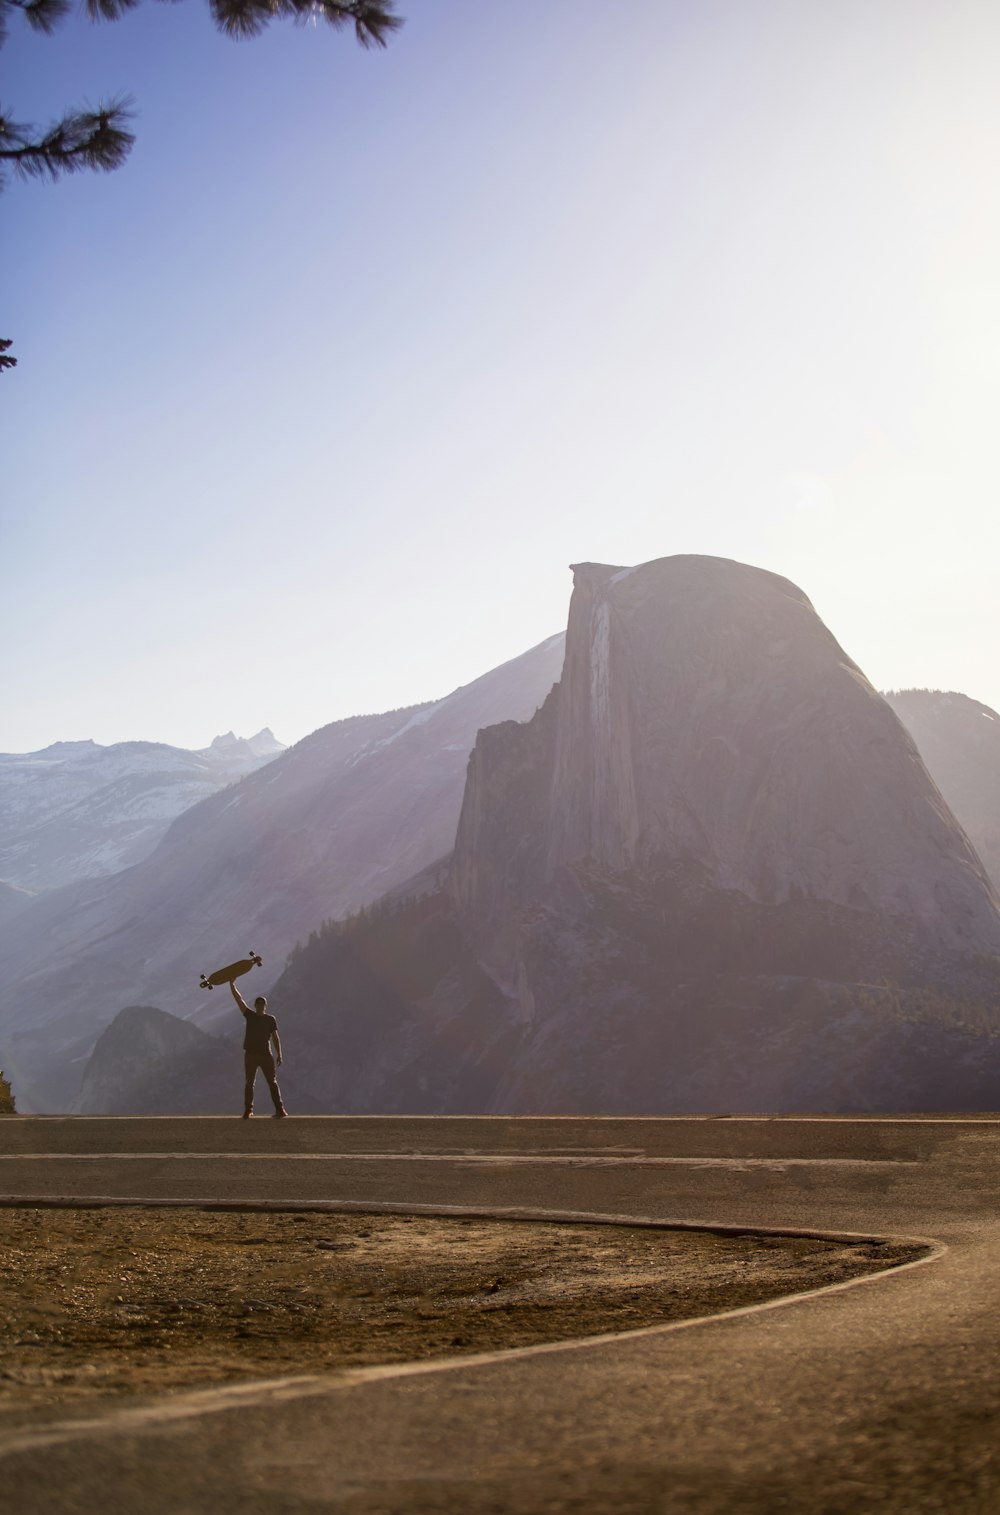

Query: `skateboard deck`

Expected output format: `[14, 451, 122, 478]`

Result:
[200, 951, 262, 990]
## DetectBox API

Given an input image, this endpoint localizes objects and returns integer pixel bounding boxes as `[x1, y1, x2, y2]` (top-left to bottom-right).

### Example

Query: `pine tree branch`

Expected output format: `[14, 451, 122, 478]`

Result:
[208, 0, 402, 45]
[0, 0, 399, 186]
[83, 0, 142, 21]
[1, 0, 402, 371]
[312, 0, 403, 47]
[0, 98, 135, 187]
[0, 0, 402, 42]
[5, 0, 73, 36]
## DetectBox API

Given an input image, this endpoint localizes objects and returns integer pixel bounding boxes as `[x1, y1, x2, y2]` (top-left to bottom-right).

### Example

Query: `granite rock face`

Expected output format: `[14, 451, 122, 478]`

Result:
[77, 1006, 233, 1115]
[453, 557, 1000, 980]
[275, 556, 1000, 1115]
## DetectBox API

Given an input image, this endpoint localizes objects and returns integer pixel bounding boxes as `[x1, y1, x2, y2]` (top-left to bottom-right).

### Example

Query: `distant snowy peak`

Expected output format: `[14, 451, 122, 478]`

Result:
[1, 729, 285, 767]
[0, 728, 286, 893]
[204, 728, 285, 760]
[247, 727, 285, 756]
[35, 740, 101, 758]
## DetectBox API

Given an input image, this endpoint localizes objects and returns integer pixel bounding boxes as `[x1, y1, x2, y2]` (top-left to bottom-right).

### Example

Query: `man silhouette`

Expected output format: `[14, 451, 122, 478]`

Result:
[231, 979, 287, 1118]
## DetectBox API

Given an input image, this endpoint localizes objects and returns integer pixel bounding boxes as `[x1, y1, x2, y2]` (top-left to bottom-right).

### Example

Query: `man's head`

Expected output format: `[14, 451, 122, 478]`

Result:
[254, 996, 268, 1014]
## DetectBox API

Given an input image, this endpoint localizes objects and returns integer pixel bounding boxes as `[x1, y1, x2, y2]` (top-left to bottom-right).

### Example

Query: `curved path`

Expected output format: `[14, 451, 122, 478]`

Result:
[2, 1114, 999, 1513]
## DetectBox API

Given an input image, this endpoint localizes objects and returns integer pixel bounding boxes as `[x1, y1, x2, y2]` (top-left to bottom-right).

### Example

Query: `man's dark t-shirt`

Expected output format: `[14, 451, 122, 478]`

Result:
[243, 1012, 278, 1057]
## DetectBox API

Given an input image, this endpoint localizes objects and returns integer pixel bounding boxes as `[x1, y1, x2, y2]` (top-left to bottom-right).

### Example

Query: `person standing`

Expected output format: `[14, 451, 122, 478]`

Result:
[230, 979, 288, 1118]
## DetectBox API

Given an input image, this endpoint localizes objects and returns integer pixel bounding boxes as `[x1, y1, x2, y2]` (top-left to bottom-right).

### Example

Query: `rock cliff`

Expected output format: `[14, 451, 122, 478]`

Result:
[453, 557, 999, 982]
[274, 556, 1000, 1115]
[77, 1006, 233, 1115]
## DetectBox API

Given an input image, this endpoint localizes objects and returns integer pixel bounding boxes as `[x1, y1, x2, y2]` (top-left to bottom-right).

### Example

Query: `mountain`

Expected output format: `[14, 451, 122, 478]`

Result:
[205, 730, 286, 761]
[0, 636, 565, 1110]
[77, 1005, 235, 1115]
[0, 729, 286, 892]
[886, 690, 1000, 893]
[75, 1004, 324, 1116]
[269, 556, 1000, 1115]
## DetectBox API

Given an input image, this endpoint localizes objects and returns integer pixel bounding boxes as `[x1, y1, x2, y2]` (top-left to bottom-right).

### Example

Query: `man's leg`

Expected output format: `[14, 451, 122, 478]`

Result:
[259, 1051, 287, 1116]
[243, 1053, 258, 1117]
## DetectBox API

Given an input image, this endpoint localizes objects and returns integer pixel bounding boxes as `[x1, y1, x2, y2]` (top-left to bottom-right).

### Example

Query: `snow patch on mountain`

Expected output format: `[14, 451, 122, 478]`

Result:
[0, 730, 286, 891]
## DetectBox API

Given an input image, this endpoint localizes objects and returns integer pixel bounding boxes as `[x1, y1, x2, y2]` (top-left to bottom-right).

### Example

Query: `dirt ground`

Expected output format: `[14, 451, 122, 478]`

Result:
[0, 1206, 921, 1425]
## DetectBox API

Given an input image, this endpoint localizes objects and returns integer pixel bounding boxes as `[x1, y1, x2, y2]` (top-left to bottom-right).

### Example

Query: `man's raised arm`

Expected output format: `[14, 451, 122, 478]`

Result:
[230, 980, 250, 1017]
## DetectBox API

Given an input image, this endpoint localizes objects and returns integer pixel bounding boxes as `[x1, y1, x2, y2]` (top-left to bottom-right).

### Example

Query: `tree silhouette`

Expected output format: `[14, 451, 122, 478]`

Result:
[1, 0, 403, 368]
[0, 1068, 16, 1114]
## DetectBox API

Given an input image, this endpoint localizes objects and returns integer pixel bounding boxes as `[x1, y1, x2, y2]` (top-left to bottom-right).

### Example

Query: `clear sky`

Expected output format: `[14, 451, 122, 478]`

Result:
[3, 0, 999, 752]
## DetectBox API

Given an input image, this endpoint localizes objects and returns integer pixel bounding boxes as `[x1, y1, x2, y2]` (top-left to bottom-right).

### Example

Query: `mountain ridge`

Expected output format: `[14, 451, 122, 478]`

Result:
[885, 689, 1000, 893]
[0, 729, 287, 892]
[0, 634, 565, 1109]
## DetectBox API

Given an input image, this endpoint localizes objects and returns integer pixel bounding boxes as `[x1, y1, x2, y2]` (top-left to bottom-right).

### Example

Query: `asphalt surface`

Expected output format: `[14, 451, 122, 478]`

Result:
[2, 1114, 999, 1513]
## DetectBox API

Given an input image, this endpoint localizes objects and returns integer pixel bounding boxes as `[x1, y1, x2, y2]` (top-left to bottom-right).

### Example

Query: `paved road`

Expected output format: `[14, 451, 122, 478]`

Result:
[2, 1115, 999, 1513]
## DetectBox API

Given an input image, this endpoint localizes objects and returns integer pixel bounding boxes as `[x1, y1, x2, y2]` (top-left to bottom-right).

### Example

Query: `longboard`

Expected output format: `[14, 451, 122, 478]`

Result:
[200, 951, 262, 990]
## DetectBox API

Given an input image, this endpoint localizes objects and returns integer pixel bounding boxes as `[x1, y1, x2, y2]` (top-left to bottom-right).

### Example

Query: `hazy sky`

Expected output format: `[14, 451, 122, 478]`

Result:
[4, 0, 999, 752]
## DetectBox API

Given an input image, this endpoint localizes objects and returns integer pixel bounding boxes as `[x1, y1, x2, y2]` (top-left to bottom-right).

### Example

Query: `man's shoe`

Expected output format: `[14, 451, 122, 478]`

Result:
[242, 1111, 253, 1120]
[274, 1108, 288, 1118]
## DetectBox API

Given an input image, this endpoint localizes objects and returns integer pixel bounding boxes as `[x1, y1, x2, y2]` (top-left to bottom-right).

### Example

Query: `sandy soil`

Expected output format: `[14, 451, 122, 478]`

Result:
[0, 1207, 921, 1425]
